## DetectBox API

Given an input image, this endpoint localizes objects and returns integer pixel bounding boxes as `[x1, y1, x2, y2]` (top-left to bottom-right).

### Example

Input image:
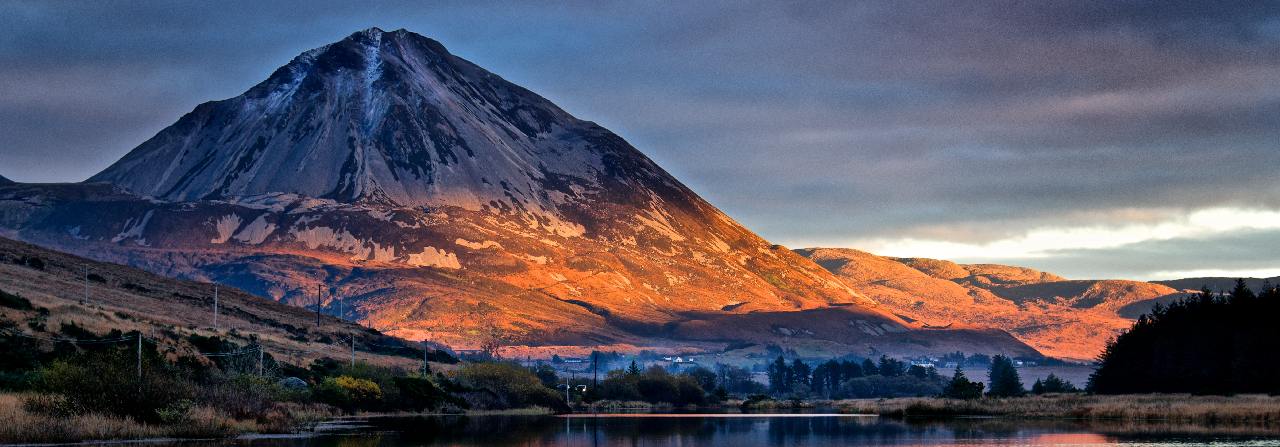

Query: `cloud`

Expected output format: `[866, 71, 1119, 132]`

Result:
[0, 0, 1276, 278]
[845, 208, 1280, 280]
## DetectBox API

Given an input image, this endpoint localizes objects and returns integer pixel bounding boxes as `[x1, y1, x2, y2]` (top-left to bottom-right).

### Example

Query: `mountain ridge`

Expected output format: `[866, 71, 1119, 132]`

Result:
[796, 247, 1194, 360]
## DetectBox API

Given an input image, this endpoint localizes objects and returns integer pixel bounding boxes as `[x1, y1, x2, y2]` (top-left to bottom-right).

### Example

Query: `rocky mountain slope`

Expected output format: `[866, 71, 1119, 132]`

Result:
[0, 175, 12, 185]
[0, 28, 1036, 360]
[796, 248, 1187, 360]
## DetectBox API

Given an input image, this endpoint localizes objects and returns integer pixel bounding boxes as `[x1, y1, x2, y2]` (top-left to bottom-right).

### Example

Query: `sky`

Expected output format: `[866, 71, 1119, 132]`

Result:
[1, 1, 1278, 280]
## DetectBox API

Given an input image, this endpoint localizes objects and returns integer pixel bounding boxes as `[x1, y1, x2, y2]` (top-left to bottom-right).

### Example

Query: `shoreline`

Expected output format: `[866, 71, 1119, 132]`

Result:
[6, 394, 1280, 445]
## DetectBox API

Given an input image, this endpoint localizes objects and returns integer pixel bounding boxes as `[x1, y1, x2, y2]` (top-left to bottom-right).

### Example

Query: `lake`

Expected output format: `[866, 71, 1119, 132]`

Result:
[197, 414, 1280, 447]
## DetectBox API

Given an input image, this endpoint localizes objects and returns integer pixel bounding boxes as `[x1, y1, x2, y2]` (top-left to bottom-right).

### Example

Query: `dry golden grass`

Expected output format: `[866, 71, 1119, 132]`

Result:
[0, 393, 335, 444]
[837, 394, 1280, 424]
[0, 393, 164, 443]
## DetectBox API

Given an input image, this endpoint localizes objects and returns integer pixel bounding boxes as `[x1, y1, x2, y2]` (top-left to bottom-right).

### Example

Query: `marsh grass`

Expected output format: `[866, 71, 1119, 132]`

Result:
[837, 394, 1280, 424]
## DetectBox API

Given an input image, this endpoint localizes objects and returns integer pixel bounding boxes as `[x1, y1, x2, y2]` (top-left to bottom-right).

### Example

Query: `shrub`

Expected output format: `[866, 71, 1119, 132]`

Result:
[314, 376, 382, 412]
[35, 346, 196, 423]
[454, 362, 568, 412]
[392, 377, 462, 411]
[0, 290, 33, 310]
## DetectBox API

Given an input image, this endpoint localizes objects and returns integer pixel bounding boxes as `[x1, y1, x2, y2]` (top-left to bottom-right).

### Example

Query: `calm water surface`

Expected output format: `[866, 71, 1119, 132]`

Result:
[175, 414, 1280, 447]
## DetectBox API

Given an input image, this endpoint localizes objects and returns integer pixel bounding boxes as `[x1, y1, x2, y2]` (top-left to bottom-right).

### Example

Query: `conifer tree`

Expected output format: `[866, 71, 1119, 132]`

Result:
[986, 355, 1024, 397]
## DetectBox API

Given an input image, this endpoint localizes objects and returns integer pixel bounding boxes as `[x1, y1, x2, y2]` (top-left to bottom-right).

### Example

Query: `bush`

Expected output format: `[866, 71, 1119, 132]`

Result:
[597, 367, 708, 405]
[35, 347, 196, 423]
[392, 377, 462, 412]
[454, 362, 567, 412]
[0, 290, 33, 310]
[314, 376, 382, 412]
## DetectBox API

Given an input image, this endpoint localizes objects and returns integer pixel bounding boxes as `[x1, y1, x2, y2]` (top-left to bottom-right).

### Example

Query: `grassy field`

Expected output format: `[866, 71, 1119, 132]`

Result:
[836, 394, 1280, 424]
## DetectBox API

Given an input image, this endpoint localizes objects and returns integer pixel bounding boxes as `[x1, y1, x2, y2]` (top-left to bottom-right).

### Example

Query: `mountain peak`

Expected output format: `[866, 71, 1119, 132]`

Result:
[89, 28, 589, 212]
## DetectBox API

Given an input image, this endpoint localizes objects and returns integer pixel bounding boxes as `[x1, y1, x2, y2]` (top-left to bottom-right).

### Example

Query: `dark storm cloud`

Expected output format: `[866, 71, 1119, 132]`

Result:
[0, 1, 1277, 277]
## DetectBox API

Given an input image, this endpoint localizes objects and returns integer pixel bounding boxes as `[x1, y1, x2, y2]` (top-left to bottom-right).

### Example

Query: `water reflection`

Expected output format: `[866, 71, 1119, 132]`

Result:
[102, 414, 1280, 447]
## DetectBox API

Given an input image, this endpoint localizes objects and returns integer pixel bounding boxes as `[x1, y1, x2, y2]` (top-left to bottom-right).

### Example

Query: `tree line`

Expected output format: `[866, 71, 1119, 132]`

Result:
[1088, 280, 1280, 394]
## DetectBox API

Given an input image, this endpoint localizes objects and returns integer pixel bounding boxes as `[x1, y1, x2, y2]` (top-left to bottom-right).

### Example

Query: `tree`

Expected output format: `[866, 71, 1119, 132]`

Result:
[840, 360, 863, 380]
[877, 356, 906, 377]
[860, 358, 878, 376]
[626, 360, 641, 376]
[1031, 373, 1077, 394]
[941, 366, 984, 399]
[531, 363, 558, 389]
[685, 366, 718, 392]
[767, 356, 790, 394]
[1230, 278, 1257, 303]
[790, 359, 811, 387]
[1089, 283, 1280, 394]
[986, 355, 1024, 397]
[812, 360, 841, 396]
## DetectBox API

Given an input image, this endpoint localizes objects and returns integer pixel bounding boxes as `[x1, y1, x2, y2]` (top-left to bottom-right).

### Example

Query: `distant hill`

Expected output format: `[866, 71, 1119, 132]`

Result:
[0, 175, 11, 184]
[796, 248, 1187, 361]
[1154, 277, 1279, 293]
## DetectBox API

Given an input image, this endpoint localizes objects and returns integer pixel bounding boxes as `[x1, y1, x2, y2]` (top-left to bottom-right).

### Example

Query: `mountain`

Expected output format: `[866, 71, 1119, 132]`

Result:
[0, 175, 11, 185]
[0, 28, 1037, 360]
[796, 248, 1186, 361]
[0, 235, 431, 369]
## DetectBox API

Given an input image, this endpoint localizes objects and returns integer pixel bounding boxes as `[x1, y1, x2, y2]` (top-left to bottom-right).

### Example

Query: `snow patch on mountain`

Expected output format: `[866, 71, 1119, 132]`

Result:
[455, 238, 502, 250]
[232, 214, 277, 244]
[405, 246, 460, 269]
[112, 210, 154, 244]
[211, 215, 243, 244]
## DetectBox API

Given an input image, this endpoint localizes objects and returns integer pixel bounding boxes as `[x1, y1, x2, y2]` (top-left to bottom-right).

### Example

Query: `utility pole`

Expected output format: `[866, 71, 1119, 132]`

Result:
[135, 334, 142, 382]
[349, 330, 355, 367]
[422, 340, 429, 378]
[82, 265, 89, 305]
[315, 284, 322, 327]
[592, 350, 598, 387]
[212, 284, 219, 329]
